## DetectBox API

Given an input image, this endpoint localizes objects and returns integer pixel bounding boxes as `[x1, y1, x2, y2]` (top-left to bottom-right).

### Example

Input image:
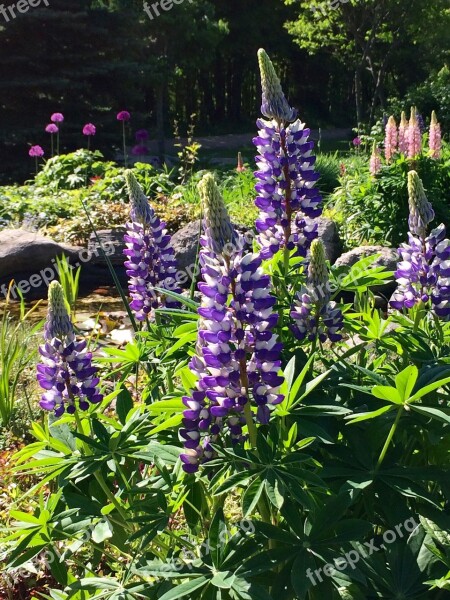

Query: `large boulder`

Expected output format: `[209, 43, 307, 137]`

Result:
[0, 229, 127, 300]
[334, 245, 399, 299]
[0, 229, 81, 279]
[316, 217, 342, 264]
[87, 228, 127, 265]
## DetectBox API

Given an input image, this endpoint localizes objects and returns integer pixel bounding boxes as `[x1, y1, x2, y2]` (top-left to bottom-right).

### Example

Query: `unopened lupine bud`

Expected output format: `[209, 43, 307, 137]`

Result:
[408, 170, 435, 238]
[429, 111, 442, 159]
[198, 173, 237, 256]
[45, 281, 72, 340]
[125, 169, 152, 225]
[291, 240, 344, 342]
[257, 48, 297, 123]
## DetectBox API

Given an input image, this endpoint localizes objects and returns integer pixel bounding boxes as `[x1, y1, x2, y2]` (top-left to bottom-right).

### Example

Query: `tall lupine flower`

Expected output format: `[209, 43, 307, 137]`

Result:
[384, 116, 398, 162]
[291, 239, 344, 343]
[429, 111, 442, 159]
[180, 174, 283, 473]
[37, 281, 103, 417]
[123, 170, 180, 321]
[390, 171, 450, 319]
[253, 49, 322, 260]
[370, 144, 382, 176]
[398, 111, 409, 155]
[407, 107, 422, 158]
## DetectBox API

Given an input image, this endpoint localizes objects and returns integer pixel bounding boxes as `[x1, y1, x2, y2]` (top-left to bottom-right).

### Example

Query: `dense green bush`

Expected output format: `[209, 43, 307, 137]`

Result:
[328, 148, 450, 248]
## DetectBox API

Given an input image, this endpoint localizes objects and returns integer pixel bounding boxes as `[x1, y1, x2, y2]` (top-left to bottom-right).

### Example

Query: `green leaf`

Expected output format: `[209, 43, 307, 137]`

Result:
[91, 519, 114, 543]
[409, 405, 450, 425]
[372, 385, 403, 404]
[158, 576, 209, 600]
[116, 385, 133, 425]
[395, 365, 418, 402]
[346, 405, 393, 424]
[242, 479, 264, 517]
[408, 376, 450, 403]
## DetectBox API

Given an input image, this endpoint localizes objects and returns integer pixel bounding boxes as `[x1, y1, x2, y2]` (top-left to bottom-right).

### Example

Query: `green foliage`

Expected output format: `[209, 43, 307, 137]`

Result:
[329, 147, 450, 248]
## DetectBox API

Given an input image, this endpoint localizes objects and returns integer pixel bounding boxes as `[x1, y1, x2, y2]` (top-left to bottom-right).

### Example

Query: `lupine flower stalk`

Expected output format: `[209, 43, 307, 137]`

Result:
[291, 239, 344, 342]
[123, 170, 180, 321]
[398, 111, 409, 155]
[429, 111, 442, 159]
[384, 116, 398, 162]
[180, 174, 283, 473]
[37, 281, 103, 417]
[253, 49, 322, 262]
[370, 144, 382, 176]
[390, 171, 450, 319]
[407, 107, 422, 158]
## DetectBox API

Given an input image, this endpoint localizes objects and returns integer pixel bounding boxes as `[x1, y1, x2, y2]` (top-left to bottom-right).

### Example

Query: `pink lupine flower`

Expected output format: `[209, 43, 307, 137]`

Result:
[370, 144, 382, 176]
[429, 110, 442, 159]
[398, 111, 408, 155]
[384, 116, 397, 162]
[408, 107, 422, 158]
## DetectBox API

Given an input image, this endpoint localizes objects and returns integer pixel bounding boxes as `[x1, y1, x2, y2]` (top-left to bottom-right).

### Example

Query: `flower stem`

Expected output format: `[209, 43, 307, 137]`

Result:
[122, 121, 128, 168]
[74, 412, 132, 528]
[374, 406, 403, 474]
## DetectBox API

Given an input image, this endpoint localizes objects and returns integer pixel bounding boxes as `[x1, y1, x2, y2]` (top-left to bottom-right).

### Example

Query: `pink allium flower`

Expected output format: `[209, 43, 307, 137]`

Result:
[45, 124, 59, 134]
[384, 116, 397, 162]
[370, 144, 382, 176]
[29, 145, 44, 158]
[131, 144, 149, 156]
[135, 129, 149, 142]
[408, 107, 422, 158]
[353, 137, 362, 146]
[51, 113, 64, 123]
[117, 111, 131, 121]
[429, 110, 442, 159]
[398, 111, 408, 155]
[83, 123, 96, 136]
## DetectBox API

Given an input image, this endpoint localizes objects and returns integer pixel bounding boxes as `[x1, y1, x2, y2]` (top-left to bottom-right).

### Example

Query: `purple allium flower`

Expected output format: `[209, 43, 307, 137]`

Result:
[353, 137, 362, 146]
[37, 281, 103, 417]
[291, 239, 344, 343]
[398, 111, 408, 155]
[83, 123, 96, 136]
[429, 111, 442, 159]
[370, 144, 382, 176]
[29, 145, 44, 158]
[131, 144, 149, 156]
[45, 124, 59, 134]
[180, 174, 283, 473]
[123, 170, 181, 320]
[135, 129, 149, 142]
[117, 110, 131, 122]
[417, 112, 426, 135]
[51, 113, 64, 123]
[253, 50, 322, 260]
[407, 107, 421, 158]
[384, 116, 398, 162]
[390, 171, 450, 319]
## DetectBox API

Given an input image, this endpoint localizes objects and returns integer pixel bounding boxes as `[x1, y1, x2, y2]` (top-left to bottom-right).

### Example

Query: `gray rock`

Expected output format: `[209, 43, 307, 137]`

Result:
[334, 245, 398, 298]
[316, 217, 342, 264]
[0, 229, 81, 279]
[88, 228, 127, 265]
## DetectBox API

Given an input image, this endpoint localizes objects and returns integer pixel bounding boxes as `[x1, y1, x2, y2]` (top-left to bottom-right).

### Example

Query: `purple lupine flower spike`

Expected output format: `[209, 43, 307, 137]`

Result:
[254, 49, 322, 260]
[291, 239, 344, 343]
[180, 174, 283, 473]
[390, 171, 450, 319]
[123, 170, 180, 320]
[37, 281, 103, 417]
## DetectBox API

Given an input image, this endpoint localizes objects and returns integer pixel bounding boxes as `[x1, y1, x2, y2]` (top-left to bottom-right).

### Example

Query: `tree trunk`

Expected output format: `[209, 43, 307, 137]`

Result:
[156, 81, 165, 163]
[354, 67, 363, 126]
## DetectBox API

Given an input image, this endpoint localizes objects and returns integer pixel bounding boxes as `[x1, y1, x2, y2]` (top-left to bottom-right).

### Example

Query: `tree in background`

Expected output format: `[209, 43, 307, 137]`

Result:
[285, 0, 450, 125]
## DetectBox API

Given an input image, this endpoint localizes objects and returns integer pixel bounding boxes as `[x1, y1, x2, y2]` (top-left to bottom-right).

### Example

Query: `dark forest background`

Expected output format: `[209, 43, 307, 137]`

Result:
[0, 0, 449, 183]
